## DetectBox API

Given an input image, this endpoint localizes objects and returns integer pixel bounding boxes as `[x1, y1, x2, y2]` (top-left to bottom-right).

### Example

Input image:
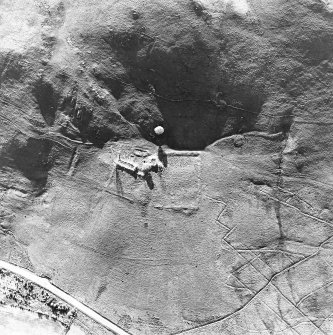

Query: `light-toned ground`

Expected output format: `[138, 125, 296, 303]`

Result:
[0, 305, 65, 335]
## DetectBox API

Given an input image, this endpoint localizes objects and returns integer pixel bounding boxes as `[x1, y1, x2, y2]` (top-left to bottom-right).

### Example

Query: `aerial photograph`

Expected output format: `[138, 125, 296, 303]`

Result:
[1, 0, 333, 334]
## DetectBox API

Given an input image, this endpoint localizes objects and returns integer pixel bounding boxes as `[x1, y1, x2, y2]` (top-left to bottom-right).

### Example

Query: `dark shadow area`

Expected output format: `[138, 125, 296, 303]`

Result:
[92, 63, 126, 100]
[0, 137, 54, 190]
[154, 92, 264, 150]
[158, 146, 168, 167]
[116, 163, 155, 190]
[59, 95, 92, 141]
[98, 21, 268, 150]
[115, 168, 124, 195]
[32, 80, 59, 126]
[59, 89, 138, 149]
[144, 172, 154, 190]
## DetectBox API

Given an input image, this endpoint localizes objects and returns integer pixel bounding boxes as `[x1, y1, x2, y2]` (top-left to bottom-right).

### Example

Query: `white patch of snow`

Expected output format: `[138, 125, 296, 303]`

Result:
[0, 2, 44, 53]
[323, 0, 333, 12]
[283, 135, 297, 154]
[226, 0, 250, 15]
[196, 0, 250, 15]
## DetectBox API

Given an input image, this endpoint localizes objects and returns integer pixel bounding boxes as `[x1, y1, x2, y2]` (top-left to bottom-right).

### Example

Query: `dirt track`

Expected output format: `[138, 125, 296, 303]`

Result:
[0, 260, 131, 335]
